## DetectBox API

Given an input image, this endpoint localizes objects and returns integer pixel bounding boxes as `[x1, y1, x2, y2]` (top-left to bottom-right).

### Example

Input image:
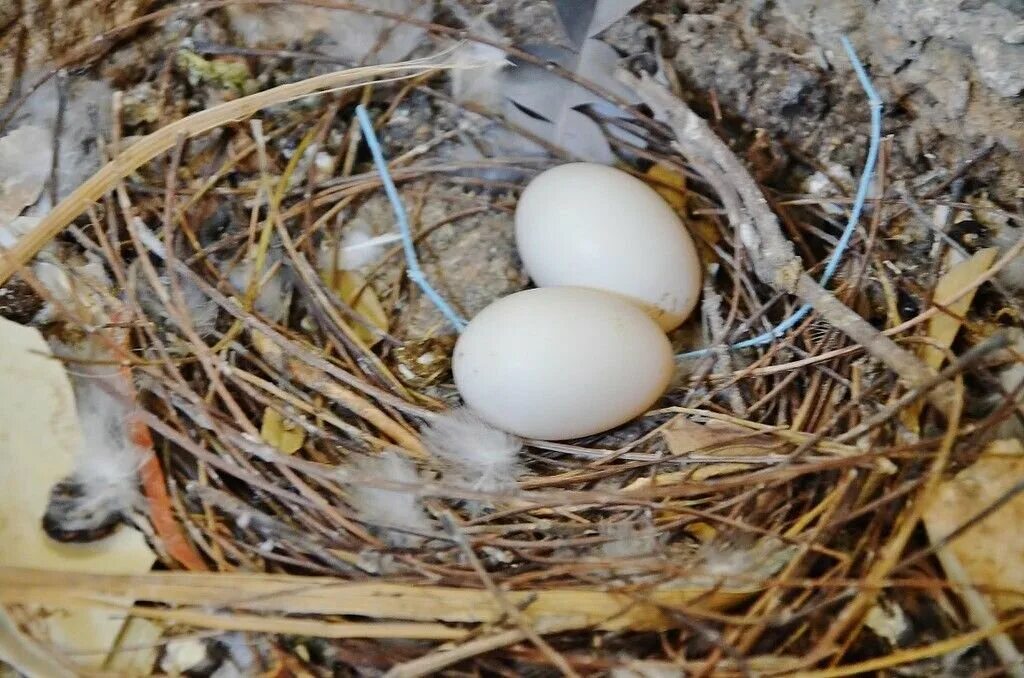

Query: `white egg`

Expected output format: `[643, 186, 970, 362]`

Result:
[515, 162, 702, 331]
[452, 287, 675, 440]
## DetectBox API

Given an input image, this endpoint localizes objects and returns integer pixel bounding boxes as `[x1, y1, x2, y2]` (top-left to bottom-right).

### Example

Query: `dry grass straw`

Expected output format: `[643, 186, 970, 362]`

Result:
[3, 3, 1024, 675]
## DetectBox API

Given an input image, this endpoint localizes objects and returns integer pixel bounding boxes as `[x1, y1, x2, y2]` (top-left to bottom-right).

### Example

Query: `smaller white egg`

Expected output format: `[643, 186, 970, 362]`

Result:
[452, 287, 675, 440]
[516, 162, 702, 331]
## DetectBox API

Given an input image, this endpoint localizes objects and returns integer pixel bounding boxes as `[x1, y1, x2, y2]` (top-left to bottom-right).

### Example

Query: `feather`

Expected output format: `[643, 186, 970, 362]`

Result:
[131, 261, 220, 339]
[610, 661, 684, 678]
[322, 220, 402, 272]
[678, 538, 794, 589]
[552, 0, 646, 47]
[450, 41, 511, 111]
[31, 254, 114, 327]
[345, 450, 434, 548]
[421, 409, 523, 494]
[500, 0, 644, 163]
[441, 0, 642, 163]
[126, 221, 221, 337]
[213, 633, 257, 678]
[601, 518, 660, 559]
[160, 637, 209, 676]
[44, 377, 146, 540]
[443, 3, 511, 111]
[225, 251, 293, 323]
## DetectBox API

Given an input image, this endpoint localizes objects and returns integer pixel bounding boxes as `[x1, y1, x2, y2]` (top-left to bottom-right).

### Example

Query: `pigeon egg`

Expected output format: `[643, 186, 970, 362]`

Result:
[453, 286, 674, 440]
[515, 162, 702, 331]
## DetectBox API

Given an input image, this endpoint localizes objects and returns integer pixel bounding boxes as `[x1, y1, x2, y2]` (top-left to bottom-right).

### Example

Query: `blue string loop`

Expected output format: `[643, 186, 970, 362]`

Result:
[679, 36, 882, 359]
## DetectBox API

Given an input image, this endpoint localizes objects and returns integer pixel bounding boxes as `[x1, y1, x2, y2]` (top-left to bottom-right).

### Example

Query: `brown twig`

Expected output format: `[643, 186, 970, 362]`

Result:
[624, 72, 958, 417]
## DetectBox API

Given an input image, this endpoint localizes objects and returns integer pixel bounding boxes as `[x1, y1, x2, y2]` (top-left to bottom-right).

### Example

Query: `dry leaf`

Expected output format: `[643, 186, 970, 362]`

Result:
[260, 407, 305, 455]
[0, 317, 155, 671]
[644, 163, 687, 211]
[923, 438, 1024, 614]
[0, 126, 50, 224]
[622, 418, 781, 492]
[683, 521, 718, 542]
[325, 269, 389, 347]
[922, 247, 998, 370]
[662, 417, 779, 456]
[904, 247, 999, 435]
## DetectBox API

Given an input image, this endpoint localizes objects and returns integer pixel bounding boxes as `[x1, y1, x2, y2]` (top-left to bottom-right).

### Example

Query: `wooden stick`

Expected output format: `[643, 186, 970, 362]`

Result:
[0, 568, 752, 632]
[625, 73, 956, 417]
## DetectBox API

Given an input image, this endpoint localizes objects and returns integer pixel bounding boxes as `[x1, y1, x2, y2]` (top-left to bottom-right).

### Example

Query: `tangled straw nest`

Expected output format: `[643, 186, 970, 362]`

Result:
[3, 3, 1024, 676]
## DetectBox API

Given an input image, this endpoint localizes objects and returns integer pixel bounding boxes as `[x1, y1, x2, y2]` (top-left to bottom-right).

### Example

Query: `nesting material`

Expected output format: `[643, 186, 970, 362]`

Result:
[346, 449, 434, 547]
[3, 14, 1017, 674]
[923, 439, 1024, 615]
[421, 409, 523, 492]
[453, 287, 674, 440]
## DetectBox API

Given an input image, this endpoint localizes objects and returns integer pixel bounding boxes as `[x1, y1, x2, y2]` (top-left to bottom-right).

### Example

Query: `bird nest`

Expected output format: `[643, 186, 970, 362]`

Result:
[3, 5, 1023, 676]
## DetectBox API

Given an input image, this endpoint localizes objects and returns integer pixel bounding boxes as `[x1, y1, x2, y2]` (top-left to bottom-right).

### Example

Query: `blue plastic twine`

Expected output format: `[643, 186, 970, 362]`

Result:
[355, 104, 467, 332]
[678, 35, 883, 359]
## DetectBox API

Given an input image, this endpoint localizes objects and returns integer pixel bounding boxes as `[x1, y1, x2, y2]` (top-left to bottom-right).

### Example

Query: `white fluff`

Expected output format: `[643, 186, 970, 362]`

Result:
[673, 538, 793, 589]
[62, 378, 146, 532]
[0, 216, 40, 249]
[443, 2, 510, 110]
[32, 254, 114, 325]
[421, 409, 523, 493]
[323, 221, 402, 271]
[802, 163, 855, 217]
[160, 637, 208, 676]
[131, 261, 220, 338]
[450, 41, 510, 110]
[346, 449, 433, 548]
[225, 253, 292, 323]
[601, 519, 660, 559]
[133, 219, 168, 260]
[212, 633, 257, 678]
[128, 221, 221, 337]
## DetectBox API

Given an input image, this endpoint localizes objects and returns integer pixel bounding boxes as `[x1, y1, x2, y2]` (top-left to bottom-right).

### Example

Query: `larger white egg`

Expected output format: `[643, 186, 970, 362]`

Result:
[452, 287, 674, 440]
[515, 162, 702, 331]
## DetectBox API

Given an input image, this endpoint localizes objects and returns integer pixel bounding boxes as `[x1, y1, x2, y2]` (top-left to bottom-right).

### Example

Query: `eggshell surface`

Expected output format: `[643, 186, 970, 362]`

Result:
[453, 287, 674, 440]
[515, 162, 702, 330]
